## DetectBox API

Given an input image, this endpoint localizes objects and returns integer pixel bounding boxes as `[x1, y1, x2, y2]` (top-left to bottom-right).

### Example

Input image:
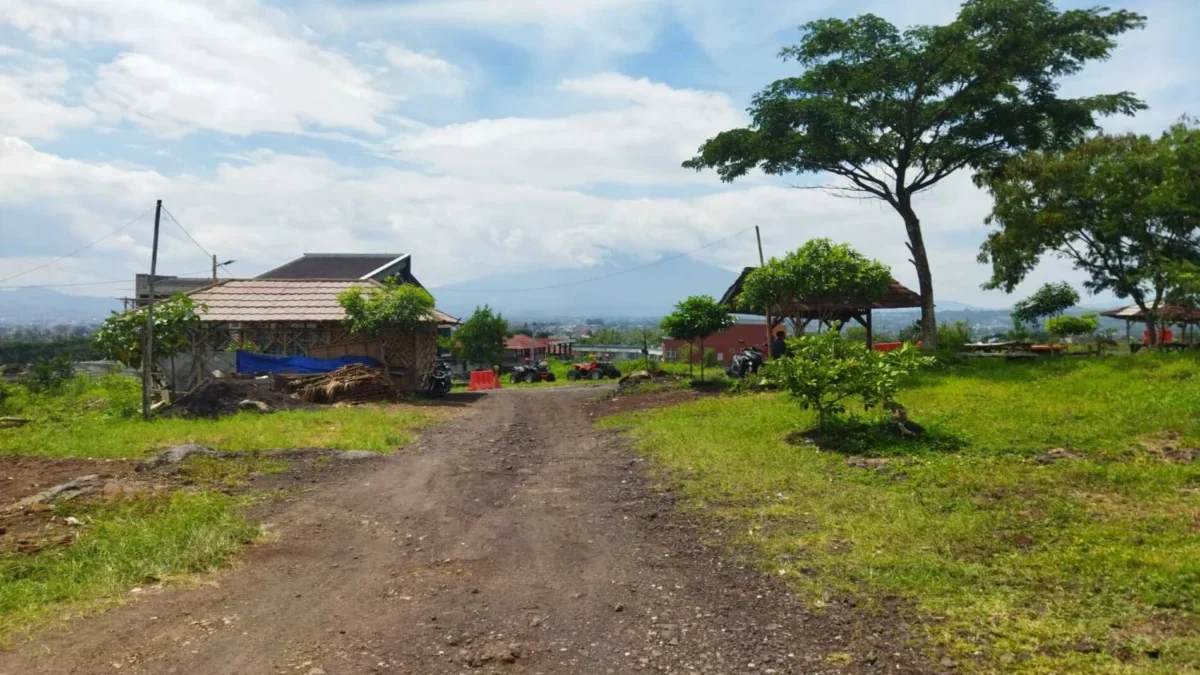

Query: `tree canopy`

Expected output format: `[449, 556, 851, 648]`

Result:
[1011, 282, 1080, 326]
[661, 295, 734, 380]
[337, 281, 435, 335]
[739, 239, 890, 319]
[980, 122, 1200, 343]
[453, 306, 509, 367]
[93, 295, 205, 369]
[683, 0, 1145, 348]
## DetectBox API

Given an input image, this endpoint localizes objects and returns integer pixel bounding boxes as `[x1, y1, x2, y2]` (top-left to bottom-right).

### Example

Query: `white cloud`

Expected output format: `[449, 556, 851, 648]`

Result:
[0, 134, 1082, 307]
[392, 73, 746, 187]
[0, 54, 94, 138]
[358, 41, 470, 99]
[0, 0, 468, 137]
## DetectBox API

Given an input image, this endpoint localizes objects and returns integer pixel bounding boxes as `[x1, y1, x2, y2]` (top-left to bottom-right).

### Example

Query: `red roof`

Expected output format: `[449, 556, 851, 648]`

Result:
[505, 335, 537, 350]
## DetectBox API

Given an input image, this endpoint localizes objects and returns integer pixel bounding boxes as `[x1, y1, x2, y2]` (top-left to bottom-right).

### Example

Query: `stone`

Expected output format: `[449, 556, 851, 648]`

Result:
[238, 399, 271, 413]
[337, 450, 380, 461]
[306, 668, 327, 675]
[4, 475, 102, 513]
[137, 445, 219, 472]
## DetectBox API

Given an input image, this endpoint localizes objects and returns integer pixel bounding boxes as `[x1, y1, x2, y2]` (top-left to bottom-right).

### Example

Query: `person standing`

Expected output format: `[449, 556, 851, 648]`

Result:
[770, 329, 789, 359]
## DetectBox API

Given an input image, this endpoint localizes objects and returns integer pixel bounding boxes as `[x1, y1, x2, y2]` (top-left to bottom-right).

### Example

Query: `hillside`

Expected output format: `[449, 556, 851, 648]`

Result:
[0, 288, 121, 324]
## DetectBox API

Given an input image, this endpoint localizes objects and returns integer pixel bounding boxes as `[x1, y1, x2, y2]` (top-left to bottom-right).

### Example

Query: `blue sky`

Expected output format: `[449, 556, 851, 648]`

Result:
[0, 0, 1197, 308]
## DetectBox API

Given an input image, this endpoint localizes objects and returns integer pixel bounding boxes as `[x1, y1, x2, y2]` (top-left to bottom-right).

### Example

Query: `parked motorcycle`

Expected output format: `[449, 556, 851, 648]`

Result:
[726, 341, 764, 379]
[425, 359, 454, 397]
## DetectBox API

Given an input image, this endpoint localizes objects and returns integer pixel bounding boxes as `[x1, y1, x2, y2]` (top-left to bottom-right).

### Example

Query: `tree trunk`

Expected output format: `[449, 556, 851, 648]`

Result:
[897, 197, 938, 350]
[699, 337, 705, 381]
[688, 340, 694, 378]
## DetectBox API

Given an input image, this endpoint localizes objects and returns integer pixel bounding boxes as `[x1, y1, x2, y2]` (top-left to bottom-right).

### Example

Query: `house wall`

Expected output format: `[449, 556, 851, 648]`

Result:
[186, 321, 438, 392]
[662, 323, 776, 363]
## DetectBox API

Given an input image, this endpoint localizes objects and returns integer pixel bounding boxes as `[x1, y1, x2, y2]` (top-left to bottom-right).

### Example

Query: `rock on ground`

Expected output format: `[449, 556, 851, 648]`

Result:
[136, 444, 219, 472]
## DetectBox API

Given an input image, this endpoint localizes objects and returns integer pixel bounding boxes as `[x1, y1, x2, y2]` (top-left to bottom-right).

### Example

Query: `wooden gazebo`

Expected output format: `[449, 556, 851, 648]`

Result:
[1099, 302, 1200, 343]
[719, 266, 923, 349]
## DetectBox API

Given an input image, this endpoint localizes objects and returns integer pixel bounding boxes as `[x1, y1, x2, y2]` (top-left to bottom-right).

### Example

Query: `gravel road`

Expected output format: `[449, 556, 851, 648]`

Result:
[0, 387, 927, 675]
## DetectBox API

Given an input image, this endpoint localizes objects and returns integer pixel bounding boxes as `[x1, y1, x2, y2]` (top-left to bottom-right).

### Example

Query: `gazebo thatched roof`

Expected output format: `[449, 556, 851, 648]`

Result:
[719, 266, 922, 316]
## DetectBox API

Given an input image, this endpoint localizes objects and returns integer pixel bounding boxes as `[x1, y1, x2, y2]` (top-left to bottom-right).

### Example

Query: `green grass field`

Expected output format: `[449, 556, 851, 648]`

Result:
[0, 491, 259, 644]
[601, 353, 1200, 674]
[0, 375, 432, 458]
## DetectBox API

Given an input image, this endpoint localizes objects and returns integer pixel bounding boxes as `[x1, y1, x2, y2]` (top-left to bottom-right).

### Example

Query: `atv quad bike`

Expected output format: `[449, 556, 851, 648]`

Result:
[566, 359, 621, 380]
[509, 361, 556, 384]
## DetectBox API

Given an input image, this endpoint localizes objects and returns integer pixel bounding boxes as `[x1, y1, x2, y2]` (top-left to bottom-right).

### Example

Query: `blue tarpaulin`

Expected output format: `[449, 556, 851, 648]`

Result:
[235, 351, 380, 375]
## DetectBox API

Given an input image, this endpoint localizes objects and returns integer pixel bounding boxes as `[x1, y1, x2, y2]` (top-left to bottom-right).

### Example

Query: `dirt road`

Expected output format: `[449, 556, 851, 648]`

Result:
[2, 387, 925, 675]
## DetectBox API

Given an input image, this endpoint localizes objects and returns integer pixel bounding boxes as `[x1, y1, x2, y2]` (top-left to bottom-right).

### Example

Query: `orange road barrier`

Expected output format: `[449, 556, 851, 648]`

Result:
[468, 370, 502, 391]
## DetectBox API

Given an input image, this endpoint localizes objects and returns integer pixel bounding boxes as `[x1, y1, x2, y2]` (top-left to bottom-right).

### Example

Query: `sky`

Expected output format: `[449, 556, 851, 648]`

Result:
[0, 0, 1197, 309]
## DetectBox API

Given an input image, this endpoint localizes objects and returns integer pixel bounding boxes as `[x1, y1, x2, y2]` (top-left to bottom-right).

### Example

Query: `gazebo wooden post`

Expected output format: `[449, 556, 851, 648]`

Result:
[866, 309, 874, 351]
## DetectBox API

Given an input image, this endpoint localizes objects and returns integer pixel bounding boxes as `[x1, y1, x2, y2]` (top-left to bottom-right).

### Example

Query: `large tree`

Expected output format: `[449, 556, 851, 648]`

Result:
[453, 306, 509, 367]
[980, 123, 1200, 345]
[683, 0, 1144, 348]
[1011, 282, 1079, 327]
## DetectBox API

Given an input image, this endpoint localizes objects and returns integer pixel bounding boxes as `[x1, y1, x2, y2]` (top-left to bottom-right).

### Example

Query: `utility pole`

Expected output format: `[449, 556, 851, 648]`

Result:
[212, 254, 218, 282]
[755, 226, 772, 359]
[142, 199, 162, 421]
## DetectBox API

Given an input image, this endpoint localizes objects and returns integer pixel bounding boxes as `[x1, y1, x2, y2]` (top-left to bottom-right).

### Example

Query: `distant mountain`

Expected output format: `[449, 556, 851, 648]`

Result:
[0, 288, 122, 324]
[431, 255, 740, 320]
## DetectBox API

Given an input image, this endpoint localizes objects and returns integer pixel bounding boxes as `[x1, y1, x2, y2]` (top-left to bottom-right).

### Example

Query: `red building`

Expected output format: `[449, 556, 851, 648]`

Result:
[662, 321, 775, 365]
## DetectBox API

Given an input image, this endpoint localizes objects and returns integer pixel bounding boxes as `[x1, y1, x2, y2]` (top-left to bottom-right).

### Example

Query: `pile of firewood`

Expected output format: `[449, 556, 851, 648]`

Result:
[283, 364, 395, 403]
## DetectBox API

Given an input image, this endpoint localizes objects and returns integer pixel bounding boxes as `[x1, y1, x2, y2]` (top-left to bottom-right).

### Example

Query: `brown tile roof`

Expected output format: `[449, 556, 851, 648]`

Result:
[186, 279, 458, 324]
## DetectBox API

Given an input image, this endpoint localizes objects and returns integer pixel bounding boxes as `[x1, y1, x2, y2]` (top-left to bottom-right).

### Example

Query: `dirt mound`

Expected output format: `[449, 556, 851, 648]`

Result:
[162, 379, 311, 418]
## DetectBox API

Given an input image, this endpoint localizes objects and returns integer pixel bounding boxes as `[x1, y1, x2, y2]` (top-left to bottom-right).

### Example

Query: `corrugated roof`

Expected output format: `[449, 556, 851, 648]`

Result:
[186, 279, 458, 324]
[257, 253, 408, 280]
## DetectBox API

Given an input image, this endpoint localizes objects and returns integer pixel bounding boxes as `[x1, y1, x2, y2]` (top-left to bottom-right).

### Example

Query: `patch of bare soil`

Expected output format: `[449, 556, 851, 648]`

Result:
[0, 456, 141, 555]
[1, 388, 931, 675]
[162, 379, 314, 418]
[587, 387, 704, 416]
[1139, 432, 1200, 462]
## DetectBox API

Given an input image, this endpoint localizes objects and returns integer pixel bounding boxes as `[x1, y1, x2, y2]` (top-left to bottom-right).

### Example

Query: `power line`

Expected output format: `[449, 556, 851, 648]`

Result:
[161, 205, 213, 259]
[435, 227, 754, 294]
[0, 207, 153, 285]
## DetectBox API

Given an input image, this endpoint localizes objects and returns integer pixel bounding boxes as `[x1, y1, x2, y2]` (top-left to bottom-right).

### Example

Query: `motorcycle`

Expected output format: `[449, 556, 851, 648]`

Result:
[425, 359, 454, 397]
[726, 341, 765, 379]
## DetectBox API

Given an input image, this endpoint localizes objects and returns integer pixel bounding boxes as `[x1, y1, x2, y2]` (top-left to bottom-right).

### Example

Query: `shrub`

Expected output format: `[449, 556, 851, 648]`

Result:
[937, 320, 972, 352]
[25, 356, 76, 393]
[764, 330, 934, 430]
[1046, 313, 1099, 341]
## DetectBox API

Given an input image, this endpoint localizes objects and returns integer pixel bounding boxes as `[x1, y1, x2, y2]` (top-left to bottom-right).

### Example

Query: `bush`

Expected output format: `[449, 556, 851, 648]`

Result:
[25, 356, 75, 393]
[1046, 313, 1098, 341]
[763, 330, 934, 430]
[937, 320, 972, 352]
